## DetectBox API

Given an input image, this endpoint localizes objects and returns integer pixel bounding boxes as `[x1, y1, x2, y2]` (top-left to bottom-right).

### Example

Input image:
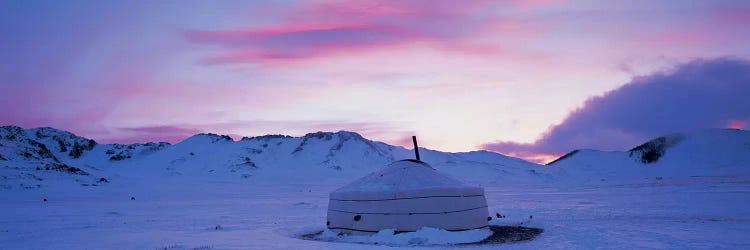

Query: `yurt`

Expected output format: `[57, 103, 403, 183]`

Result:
[326, 137, 489, 234]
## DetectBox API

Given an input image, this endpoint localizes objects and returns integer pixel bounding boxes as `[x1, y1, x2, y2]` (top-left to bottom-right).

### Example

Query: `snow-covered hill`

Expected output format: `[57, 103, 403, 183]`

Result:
[5, 126, 749, 190]
[0, 126, 550, 189]
[0, 126, 170, 189]
[548, 129, 750, 183]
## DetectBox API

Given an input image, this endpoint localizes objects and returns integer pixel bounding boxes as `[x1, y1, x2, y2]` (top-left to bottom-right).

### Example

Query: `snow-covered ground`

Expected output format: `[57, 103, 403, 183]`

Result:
[2, 177, 749, 249]
[1, 126, 750, 249]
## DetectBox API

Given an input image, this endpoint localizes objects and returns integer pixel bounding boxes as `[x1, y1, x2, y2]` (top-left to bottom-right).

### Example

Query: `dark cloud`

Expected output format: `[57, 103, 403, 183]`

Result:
[483, 57, 750, 159]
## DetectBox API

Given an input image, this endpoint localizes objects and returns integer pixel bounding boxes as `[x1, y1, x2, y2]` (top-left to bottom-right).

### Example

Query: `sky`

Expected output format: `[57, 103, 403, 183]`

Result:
[1, 0, 750, 163]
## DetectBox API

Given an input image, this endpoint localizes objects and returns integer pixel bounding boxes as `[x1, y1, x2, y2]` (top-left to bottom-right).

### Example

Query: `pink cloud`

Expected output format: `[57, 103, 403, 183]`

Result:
[185, 0, 555, 65]
[0, 75, 330, 144]
[728, 120, 746, 130]
[187, 24, 427, 64]
[714, 7, 750, 26]
[0, 82, 115, 136]
[506, 0, 569, 8]
[641, 7, 750, 49]
[201, 119, 415, 146]
[103, 126, 203, 144]
[292, 1, 420, 21]
[96, 119, 415, 147]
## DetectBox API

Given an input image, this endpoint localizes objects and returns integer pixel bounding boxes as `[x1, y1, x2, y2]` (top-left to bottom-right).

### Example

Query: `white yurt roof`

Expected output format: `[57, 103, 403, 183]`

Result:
[330, 159, 484, 200]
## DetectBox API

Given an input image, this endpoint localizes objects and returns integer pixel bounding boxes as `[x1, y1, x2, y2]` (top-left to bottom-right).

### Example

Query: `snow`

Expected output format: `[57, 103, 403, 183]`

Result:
[550, 129, 750, 184]
[2, 177, 749, 249]
[331, 160, 482, 198]
[1, 127, 750, 249]
[312, 227, 493, 246]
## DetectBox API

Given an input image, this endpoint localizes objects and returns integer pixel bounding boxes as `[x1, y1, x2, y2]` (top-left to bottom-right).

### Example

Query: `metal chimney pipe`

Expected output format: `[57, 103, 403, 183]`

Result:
[412, 136, 421, 161]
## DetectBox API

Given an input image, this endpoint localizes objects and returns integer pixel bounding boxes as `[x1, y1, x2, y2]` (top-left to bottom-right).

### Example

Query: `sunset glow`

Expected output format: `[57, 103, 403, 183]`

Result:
[2, 0, 750, 163]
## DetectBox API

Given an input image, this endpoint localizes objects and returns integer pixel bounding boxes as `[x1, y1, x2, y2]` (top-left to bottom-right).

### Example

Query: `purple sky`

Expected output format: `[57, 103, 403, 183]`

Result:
[2, 0, 750, 163]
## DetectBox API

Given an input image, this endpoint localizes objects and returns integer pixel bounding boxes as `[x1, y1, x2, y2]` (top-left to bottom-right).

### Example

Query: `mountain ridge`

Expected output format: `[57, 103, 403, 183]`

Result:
[3, 125, 749, 190]
[0, 125, 546, 189]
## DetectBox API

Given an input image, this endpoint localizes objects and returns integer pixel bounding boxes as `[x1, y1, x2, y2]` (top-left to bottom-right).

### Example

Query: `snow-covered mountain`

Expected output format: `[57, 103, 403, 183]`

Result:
[0, 126, 170, 189]
[548, 128, 750, 183]
[5, 126, 748, 190]
[0, 126, 550, 189]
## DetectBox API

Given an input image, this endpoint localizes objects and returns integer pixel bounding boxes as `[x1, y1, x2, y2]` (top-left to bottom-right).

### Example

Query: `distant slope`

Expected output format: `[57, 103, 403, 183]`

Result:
[0, 126, 548, 189]
[548, 129, 750, 182]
